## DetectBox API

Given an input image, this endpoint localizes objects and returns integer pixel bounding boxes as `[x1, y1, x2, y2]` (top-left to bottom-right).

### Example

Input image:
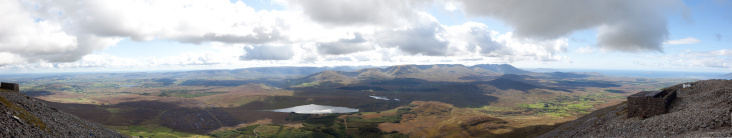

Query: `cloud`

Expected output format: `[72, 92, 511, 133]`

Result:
[282, 0, 431, 26]
[673, 57, 730, 68]
[575, 47, 596, 54]
[633, 60, 665, 67]
[377, 24, 449, 56]
[664, 37, 701, 45]
[0, 0, 301, 66]
[707, 49, 732, 56]
[317, 33, 374, 55]
[0, 0, 616, 71]
[494, 33, 569, 62]
[670, 49, 732, 69]
[0, 0, 82, 64]
[240, 46, 295, 60]
[178, 27, 287, 44]
[455, 0, 688, 52]
[0, 52, 26, 65]
[445, 22, 503, 56]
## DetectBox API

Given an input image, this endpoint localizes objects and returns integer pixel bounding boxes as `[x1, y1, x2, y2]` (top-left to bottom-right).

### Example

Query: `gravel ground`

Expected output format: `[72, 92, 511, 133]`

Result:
[1, 89, 125, 137]
[540, 79, 732, 137]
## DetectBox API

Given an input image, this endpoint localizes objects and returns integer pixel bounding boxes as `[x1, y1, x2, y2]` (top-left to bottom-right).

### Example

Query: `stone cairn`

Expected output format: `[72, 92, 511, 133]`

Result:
[627, 90, 677, 118]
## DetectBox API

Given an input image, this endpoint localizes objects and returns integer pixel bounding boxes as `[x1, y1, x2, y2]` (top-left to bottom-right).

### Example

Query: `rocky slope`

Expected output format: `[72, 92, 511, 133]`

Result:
[540, 79, 732, 137]
[1, 89, 124, 137]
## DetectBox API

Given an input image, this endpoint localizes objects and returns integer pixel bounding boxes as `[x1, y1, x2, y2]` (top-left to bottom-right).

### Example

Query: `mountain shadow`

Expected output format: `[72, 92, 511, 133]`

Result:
[485, 78, 542, 92]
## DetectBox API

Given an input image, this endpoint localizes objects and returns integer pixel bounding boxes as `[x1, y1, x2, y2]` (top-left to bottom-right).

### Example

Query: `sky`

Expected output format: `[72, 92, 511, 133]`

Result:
[0, 0, 731, 73]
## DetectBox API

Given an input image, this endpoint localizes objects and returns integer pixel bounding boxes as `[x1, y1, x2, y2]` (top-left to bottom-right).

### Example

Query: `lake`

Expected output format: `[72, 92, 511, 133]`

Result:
[269, 104, 359, 114]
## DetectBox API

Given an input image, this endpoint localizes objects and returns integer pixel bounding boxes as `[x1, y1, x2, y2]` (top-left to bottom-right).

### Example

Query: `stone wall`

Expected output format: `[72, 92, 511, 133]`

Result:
[0, 82, 19, 92]
[627, 90, 677, 118]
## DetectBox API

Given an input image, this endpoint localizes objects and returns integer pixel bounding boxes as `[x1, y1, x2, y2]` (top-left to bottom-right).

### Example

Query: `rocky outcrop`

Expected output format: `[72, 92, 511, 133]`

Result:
[540, 79, 732, 137]
[0, 84, 124, 137]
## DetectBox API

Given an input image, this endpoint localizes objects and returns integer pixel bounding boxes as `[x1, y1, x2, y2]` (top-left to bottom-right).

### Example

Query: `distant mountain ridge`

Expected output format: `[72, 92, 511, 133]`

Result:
[4, 64, 529, 81]
[301, 70, 358, 85]
[471, 64, 531, 74]
[294, 64, 531, 83]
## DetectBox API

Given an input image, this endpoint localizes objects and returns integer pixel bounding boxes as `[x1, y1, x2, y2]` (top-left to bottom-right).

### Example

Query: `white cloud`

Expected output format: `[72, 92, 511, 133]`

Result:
[632, 60, 665, 67]
[1, 0, 691, 72]
[664, 37, 701, 45]
[575, 47, 596, 54]
[445, 22, 503, 56]
[376, 16, 450, 56]
[0, 0, 303, 65]
[0, 0, 79, 64]
[672, 57, 730, 68]
[281, 0, 432, 27]
[666, 49, 732, 69]
[0, 52, 26, 65]
[454, 0, 689, 52]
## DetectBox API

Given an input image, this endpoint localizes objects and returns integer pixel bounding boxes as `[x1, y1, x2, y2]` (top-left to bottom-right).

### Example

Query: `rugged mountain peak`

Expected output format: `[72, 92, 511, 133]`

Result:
[0, 82, 124, 137]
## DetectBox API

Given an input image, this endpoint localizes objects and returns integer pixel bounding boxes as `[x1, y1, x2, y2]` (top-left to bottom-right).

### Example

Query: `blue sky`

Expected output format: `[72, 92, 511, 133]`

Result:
[0, 0, 730, 73]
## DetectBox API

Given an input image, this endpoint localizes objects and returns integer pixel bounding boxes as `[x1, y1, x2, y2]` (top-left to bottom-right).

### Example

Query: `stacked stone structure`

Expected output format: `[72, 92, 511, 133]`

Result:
[627, 90, 677, 118]
[1, 82, 19, 92]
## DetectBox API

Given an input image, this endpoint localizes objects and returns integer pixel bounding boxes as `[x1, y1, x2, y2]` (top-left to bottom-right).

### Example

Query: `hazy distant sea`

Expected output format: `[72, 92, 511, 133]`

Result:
[527, 68, 728, 80]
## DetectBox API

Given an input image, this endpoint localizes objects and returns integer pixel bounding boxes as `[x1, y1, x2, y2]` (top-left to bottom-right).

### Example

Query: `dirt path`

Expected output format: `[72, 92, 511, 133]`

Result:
[253, 125, 262, 137]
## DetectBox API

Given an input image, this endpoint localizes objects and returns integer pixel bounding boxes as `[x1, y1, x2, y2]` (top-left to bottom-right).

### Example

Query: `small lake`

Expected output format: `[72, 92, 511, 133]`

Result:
[269, 104, 359, 114]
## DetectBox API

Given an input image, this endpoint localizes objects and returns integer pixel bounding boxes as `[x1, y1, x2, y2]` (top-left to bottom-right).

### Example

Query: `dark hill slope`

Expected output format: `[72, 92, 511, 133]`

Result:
[540, 79, 732, 137]
[486, 78, 541, 92]
[1, 89, 123, 137]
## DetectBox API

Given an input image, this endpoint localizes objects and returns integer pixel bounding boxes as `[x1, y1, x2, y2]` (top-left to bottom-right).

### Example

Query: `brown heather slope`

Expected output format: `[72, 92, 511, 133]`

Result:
[540, 79, 732, 137]
[301, 70, 359, 85]
[0, 88, 124, 137]
[379, 101, 566, 138]
[354, 68, 394, 80]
